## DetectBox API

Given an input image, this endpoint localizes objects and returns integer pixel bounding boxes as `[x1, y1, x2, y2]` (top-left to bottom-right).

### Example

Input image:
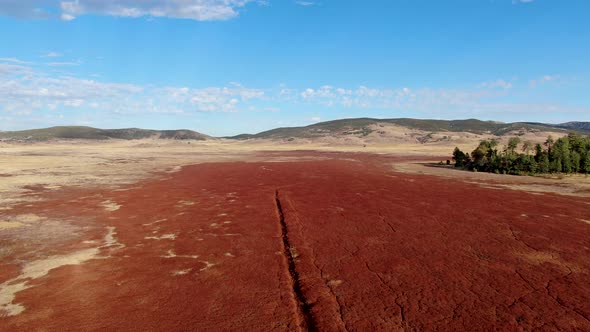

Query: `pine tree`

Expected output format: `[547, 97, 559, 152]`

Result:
[571, 151, 581, 173]
[551, 158, 562, 173]
[538, 153, 550, 173]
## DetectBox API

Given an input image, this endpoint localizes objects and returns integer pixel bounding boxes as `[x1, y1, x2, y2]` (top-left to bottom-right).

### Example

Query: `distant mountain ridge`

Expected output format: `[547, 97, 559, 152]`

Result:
[0, 126, 209, 141]
[1, 119, 589, 142]
[555, 122, 590, 131]
[229, 118, 590, 140]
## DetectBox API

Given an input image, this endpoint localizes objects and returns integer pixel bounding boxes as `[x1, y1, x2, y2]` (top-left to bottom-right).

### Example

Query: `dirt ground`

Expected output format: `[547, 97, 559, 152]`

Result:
[1, 142, 590, 331]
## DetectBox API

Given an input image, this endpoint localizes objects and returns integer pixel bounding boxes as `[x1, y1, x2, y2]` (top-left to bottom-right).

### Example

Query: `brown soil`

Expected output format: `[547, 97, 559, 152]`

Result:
[1, 152, 589, 331]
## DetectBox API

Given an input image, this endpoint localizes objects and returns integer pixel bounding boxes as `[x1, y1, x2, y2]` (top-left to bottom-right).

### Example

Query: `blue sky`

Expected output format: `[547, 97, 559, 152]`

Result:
[0, 0, 589, 136]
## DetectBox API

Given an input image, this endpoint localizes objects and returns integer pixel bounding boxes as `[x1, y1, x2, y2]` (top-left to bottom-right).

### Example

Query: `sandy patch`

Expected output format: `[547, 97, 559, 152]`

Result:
[327, 280, 344, 287]
[579, 219, 590, 225]
[0, 214, 43, 230]
[520, 251, 562, 266]
[14, 214, 42, 223]
[0, 221, 27, 230]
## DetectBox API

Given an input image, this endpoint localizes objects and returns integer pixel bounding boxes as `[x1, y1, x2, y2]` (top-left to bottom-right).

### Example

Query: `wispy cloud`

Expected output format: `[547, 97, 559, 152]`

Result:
[0, 0, 261, 21]
[0, 63, 265, 116]
[529, 75, 559, 88]
[0, 63, 30, 75]
[295, 1, 316, 6]
[1, 61, 587, 128]
[0, 57, 32, 65]
[47, 61, 81, 67]
[43, 52, 63, 58]
[478, 79, 513, 90]
[162, 83, 264, 113]
[292, 82, 588, 119]
[0, 0, 56, 19]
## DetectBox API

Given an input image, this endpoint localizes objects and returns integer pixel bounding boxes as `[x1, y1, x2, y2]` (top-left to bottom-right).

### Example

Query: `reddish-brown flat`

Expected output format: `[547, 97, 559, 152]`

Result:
[1, 152, 590, 331]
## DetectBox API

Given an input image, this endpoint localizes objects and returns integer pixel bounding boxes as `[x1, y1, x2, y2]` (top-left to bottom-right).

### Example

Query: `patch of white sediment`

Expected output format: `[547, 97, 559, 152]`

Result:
[166, 165, 182, 173]
[102, 226, 125, 250]
[172, 269, 192, 276]
[161, 250, 198, 259]
[142, 218, 167, 226]
[145, 234, 176, 240]
[0, 226, 123, 317]
[199, 261, 216, 272]
[176, 200, 195, 207]
[101, 200, 121, 212]
[0, 247, 99, 317]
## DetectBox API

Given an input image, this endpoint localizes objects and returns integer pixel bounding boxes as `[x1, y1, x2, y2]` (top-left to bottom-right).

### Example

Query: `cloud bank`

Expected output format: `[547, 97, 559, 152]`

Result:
[1, 58, 587, 130]
[0, 0, 259, 21]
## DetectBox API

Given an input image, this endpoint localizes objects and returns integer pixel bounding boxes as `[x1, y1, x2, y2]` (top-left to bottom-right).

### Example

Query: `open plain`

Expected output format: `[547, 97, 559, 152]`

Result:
[1, 140, 590, 331]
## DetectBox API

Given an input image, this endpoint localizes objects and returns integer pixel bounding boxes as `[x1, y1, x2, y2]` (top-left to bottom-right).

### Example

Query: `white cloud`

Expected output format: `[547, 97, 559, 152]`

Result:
[298, 85, 419, 109]
[529, 75, 559, 88]
[291, 82, 589, 119]
[0, 64, 265, 115]
[0, 0, 57, 19]
[164, 83, 264, 112]
[295, 1, 316, 6]
[1, 62, 586, 129]
[0, 0, 260, 21]
[60, 0, 259, 21]
[47, 61, 81, 67]
[0, 57, 32, 65]
[43, 52, 63, 58]
[478, 79, 513, 90]
[0, 63, 32, 75]
[61, 13, 75, 20]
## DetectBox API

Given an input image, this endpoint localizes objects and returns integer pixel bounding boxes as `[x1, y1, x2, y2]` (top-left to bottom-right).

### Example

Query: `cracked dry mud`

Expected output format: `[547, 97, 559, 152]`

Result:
[1, 152, 590, 331]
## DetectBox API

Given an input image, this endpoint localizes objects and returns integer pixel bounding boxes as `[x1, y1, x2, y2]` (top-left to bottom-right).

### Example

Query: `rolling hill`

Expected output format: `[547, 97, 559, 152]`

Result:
[0, 126, 210, 141]
[1, 119, 589, 143]
[555, 122, 590, 131]
[228, 118, 590, 140]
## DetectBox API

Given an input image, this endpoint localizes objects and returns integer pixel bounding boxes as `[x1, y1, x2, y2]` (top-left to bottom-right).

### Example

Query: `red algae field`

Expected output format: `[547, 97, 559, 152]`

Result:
[2, 152, 590, 331]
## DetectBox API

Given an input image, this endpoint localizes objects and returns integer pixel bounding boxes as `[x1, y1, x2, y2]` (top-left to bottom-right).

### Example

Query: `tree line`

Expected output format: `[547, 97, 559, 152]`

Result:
[452, 133, 590, 175]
